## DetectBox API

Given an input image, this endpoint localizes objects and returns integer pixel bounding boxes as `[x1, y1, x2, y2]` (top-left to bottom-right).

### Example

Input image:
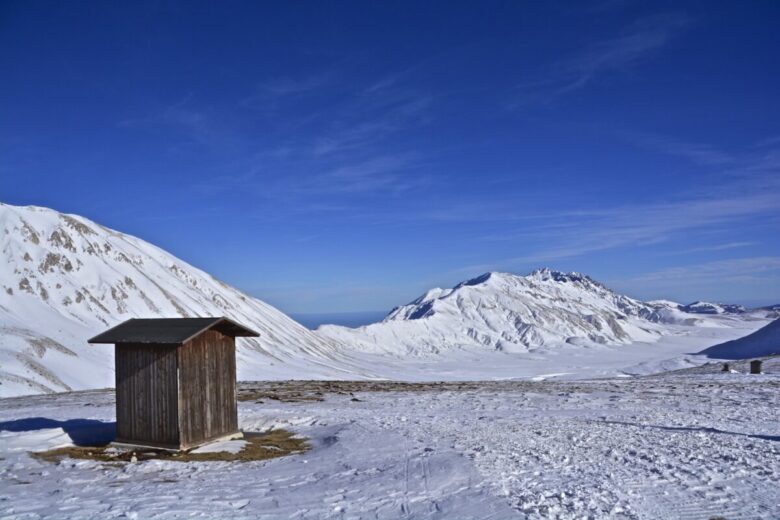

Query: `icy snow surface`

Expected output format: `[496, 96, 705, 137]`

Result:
[1, 373, 779, 519]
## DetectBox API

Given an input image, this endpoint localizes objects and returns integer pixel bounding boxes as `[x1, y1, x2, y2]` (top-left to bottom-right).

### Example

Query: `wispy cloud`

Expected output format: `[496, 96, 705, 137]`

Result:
[256, 74, 333, 96]
[625, 132, 735, 166]
[155, 65, 436, 205]
[512, 13, 689, 106]
[663, 241, 756, 255]
[447, 137, 780, 274]
[615, 256, 780, 285]
[312, 96, 431, 156]
[286, 154, 426, 195]
[483, 190, 777, 266]
[118, 95, 231, 148]
[190, 151, 426, 207]
[605, 256, 780, 304]
[239, 72, 336, 111]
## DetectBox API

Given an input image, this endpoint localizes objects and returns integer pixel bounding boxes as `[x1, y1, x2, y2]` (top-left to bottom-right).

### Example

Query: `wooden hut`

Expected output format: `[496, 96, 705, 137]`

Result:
[89, 317, 259, 450]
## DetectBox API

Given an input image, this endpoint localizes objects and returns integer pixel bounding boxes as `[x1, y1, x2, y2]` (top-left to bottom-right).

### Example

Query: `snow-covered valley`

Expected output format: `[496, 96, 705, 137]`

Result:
[2, 371, 779, 519]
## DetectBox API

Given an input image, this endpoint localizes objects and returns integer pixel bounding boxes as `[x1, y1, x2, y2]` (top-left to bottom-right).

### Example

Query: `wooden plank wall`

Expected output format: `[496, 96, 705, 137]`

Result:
[115, 344, 180, 447]
[178, 330, 238, 448]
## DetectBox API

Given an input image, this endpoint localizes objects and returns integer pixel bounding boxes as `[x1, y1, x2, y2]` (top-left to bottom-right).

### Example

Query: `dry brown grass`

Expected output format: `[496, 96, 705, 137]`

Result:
[31, 429, 309, 464]
[236, 380, 490, 403]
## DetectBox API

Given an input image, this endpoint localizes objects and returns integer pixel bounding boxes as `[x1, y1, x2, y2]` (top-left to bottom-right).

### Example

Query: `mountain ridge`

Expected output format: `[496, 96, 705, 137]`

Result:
[318, 267, 769, 357]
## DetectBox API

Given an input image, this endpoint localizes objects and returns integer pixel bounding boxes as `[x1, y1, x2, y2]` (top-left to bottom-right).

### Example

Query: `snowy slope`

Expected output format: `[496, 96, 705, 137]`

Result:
[318, 269, 744, 356]
[699, 318, 780, 359]
[0, 203, 370, 397]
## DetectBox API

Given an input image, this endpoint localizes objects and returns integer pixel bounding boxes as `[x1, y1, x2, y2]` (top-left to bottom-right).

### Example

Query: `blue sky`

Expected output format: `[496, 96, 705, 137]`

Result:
[2, 1, 779, 313]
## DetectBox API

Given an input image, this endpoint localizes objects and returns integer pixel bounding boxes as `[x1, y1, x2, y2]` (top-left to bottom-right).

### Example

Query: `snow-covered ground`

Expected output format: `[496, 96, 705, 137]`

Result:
[2, 371, 778, 519]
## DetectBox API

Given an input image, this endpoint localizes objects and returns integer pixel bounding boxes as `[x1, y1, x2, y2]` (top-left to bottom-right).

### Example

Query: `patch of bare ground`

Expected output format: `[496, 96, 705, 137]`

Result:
[237, 380, 533, 402]
[31, 429, 309, 464]
[236, 377, 780, 404]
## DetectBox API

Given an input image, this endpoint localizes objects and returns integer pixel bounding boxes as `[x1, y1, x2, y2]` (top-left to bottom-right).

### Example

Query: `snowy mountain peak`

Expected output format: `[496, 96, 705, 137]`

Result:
[526, 268, 610, 290]
[320, 265, 769, 358]
[457, 272, 496, 287]
[451, 269, 605, 292]
[321, 268, 678, 356]
[529, 267, 582, 281]
[384, 269, 640, 325]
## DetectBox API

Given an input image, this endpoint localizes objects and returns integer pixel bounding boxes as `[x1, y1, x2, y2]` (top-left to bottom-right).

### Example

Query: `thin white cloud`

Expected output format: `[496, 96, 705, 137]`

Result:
[239, 72, 336, 112]
[256, 74, 334, 96]
[606, 256, 780, 304]
[497, 190, 778, 264]
[512, 13, 689, 105]
[615, 256, 780, 284]
[118, 95, 233, 148]
[664, 241, 756, 255]
[625, 132, 735, 166]
[289, 154, 425, 195]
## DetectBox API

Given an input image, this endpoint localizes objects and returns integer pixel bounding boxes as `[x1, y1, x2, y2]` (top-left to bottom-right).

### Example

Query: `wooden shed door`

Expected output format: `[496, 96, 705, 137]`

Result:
[178, 330, 238, 448]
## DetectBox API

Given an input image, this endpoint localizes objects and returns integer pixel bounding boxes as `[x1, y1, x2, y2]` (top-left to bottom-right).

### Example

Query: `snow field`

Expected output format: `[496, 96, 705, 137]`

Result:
[1, 375, 778, 519]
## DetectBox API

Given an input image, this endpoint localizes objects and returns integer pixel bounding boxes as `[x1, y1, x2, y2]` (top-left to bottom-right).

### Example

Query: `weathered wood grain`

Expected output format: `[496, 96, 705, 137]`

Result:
[115, 343, 179, 448]
[178, 330, 238, 449]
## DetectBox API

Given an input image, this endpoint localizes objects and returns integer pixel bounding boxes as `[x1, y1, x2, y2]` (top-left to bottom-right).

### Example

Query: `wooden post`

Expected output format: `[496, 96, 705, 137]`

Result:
[750, 360, 762, 374]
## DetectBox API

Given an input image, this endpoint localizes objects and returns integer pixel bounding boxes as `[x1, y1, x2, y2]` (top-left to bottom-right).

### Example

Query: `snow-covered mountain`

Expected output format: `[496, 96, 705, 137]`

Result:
[680, 301, 747, 315]
[0, 203, 369, 397]
[318, 269, 723, 356]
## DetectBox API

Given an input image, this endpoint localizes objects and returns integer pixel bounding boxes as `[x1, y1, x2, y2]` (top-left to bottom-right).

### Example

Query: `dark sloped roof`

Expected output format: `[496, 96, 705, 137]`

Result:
[88, 317, 259, 345]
